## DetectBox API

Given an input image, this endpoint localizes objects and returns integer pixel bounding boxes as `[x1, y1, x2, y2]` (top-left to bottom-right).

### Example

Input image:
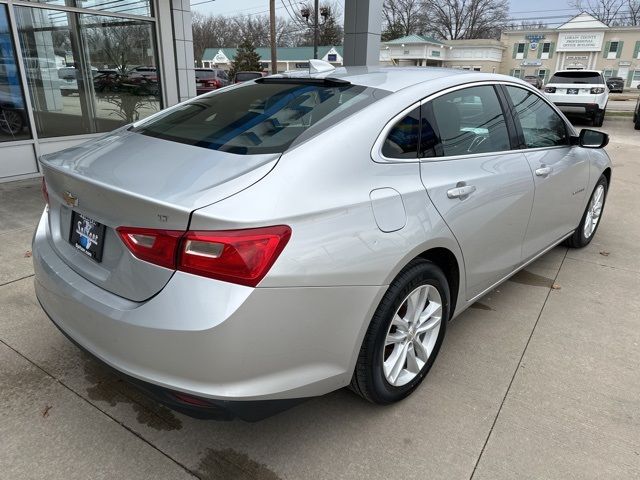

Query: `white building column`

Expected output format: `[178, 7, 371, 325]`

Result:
[343, 0, 383, 66]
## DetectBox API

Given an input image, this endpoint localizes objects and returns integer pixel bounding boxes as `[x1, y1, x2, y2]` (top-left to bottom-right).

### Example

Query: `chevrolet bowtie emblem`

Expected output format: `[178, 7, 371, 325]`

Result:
[63, 191, 79, 207]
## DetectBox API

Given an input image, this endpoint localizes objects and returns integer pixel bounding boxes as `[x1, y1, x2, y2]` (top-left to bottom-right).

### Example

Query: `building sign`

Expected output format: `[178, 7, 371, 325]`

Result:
[327, 54, 337, 62]
[566, 55, 589, 61]
[557, 31, 604, 51]
[521, 60, 542, 66]
[213, 51, 227, 63]
[525, 34, 545, 51]
[619, 61, 631, 66]
[431, 50, 441, 57]
[295, 62, 309, 69]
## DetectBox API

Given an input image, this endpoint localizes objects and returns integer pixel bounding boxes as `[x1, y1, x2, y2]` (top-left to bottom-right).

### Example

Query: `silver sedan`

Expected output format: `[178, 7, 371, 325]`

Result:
[33, 66, 612, 420]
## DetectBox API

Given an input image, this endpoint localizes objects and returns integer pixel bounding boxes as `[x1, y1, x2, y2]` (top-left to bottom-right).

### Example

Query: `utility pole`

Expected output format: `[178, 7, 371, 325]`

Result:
[270, 0, 277, 74]
[313, 0, 319, 59]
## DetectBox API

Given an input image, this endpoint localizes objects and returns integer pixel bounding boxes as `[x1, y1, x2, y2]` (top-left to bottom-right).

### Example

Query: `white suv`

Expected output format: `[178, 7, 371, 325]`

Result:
[543, 70, 608, 126]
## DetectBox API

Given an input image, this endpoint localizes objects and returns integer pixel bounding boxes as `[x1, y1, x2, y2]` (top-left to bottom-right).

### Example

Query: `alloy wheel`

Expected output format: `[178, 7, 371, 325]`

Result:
[583, 184, 605, 239]
[382, 284, 443, 387]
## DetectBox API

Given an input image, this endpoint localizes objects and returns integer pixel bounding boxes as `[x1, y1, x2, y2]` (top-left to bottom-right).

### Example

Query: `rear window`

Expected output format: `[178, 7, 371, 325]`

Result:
[236, 72, 262, 82]
[549, 72, 604, 84]
[195, 70, 216, 79]
[134, 80, 385, 154]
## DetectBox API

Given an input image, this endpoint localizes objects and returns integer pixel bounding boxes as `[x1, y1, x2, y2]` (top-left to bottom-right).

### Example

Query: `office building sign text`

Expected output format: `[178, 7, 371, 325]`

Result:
[557, 32, 603, 51]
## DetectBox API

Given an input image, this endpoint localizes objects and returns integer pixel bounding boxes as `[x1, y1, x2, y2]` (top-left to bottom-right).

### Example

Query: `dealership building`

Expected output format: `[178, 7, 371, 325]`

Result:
[0, 0, 195, 182]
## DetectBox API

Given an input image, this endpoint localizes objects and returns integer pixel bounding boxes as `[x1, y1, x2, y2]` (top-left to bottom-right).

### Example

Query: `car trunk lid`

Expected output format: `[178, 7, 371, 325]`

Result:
[41, 129, 279, 301]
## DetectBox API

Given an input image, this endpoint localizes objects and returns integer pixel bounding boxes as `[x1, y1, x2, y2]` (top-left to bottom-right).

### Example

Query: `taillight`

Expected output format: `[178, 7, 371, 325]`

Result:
[590, 87, 605, 94]
[117, 225, 291, 286]
[41, 177, 49, 205]
[544, 86, 556, 93]
[179, 226, 291, 287]
[116, 227, 184, 269]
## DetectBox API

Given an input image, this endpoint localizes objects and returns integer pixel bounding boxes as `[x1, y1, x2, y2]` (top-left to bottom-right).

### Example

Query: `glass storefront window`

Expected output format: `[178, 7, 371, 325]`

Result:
[0, 5, 32, 142]
[24, 1, 152, 17]
[15, 5, 161, 138]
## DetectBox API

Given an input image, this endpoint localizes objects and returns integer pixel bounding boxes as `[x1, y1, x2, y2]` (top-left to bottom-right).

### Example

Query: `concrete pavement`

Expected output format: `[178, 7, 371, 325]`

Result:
[1, 117, 639, 479]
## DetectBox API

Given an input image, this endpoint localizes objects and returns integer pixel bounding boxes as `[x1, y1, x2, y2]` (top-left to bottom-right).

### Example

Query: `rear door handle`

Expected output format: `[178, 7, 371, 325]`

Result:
[447, 184, 476, 200]
[535, 166, 553, 177]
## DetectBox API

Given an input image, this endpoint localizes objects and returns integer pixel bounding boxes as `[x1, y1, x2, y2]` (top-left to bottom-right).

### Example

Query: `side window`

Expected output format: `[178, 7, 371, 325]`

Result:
[382, 107, 420, 159]
[430, 85, 511, 157]
[505, 86, 568, 148]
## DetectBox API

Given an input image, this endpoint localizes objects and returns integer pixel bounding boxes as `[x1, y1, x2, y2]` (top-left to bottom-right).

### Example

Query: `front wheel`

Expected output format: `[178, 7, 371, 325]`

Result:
[350, 259, 449, 404]
[565, 175, 608, 248]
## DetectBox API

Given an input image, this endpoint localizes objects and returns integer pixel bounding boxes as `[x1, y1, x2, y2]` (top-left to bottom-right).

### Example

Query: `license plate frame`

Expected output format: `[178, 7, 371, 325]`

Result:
[567, 88, 579, 95]
[69, 211, 106, 262]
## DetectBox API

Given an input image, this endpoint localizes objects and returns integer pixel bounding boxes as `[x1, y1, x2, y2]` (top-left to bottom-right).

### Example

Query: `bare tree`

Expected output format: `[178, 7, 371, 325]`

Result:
[422, 0, 510, 40]
[382, 0, 426, 39]
[568, 0, 630, 25]
[625, 0, 640, 24]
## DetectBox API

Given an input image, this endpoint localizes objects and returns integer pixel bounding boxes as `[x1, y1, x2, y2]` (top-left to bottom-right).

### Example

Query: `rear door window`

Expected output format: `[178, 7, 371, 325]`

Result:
[430, 85, 511, 157]
[134, 80, 385, 154]
[235, 72, 262, 82]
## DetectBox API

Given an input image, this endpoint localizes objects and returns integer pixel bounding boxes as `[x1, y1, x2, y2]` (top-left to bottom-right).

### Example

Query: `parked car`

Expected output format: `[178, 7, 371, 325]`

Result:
[57, 67, 79, 96]
[234, 71, 267, 83]
[57, 66, 99, 96]
[543, 69, 608, 126]
[606, 76, 625, 93]
[93, 69, 123, 93]
[34, 66, 612, 421]
[523, 75, 543, 89]
[195, 68, 229, 95]
[128, 66, 160, 95]
[634, 94, 640, 130]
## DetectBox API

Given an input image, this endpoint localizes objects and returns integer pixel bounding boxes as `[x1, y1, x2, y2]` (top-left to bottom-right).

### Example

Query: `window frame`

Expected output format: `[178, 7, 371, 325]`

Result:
[372, 81, 553, 164]
[498, 84, 572, 152]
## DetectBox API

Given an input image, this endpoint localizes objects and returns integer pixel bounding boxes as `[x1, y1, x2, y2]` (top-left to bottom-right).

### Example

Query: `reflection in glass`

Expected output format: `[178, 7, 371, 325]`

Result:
[15, 6, 160, 138]
[24, 1, 152, 17]
[0, 5, 32, 142]
[81, 15, 161, 127]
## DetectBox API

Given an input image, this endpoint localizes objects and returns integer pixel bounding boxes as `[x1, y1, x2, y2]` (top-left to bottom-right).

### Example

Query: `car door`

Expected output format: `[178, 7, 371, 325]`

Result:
[502, 85, 589, 261]
[419, 84, 535, 300]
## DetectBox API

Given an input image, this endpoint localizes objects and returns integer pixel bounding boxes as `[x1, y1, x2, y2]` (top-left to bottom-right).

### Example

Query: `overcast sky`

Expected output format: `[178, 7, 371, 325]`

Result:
[190, 0, 580, 26]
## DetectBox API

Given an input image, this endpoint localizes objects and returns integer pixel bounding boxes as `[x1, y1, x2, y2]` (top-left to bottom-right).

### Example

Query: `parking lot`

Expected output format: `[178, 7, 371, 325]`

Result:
[1, 115, 639, 480]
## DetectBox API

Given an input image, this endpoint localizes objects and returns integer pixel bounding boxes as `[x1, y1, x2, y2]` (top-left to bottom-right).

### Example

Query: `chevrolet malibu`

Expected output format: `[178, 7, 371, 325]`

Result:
[33, 66, 612, 421]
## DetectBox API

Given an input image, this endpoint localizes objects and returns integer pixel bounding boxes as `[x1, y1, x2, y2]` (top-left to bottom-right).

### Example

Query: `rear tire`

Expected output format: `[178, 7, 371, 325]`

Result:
[593, 108, 605, 127]
[635, 115, 640, 130]
[565, 175, 608, 248]
[350, 259, 449, 404]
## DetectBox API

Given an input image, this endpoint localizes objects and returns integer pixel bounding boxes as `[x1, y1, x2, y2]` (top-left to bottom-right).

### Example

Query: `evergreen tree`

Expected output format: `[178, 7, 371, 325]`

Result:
[318, 8, 343, 45]
[229, 38, 263, 79]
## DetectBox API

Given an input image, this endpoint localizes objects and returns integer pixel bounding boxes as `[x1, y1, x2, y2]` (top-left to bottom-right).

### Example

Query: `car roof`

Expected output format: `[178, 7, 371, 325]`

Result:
[553, 69, 602, 74]
[273, 66, 528, 93]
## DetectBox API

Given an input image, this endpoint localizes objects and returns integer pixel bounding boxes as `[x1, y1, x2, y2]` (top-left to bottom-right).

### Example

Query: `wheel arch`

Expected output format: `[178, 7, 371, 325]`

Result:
[416, 247, 461, 320]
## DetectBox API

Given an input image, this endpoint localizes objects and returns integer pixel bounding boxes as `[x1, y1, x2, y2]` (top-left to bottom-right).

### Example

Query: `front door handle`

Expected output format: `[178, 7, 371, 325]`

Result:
[535, 166, 553, 177]
[447, 183, 477, 200]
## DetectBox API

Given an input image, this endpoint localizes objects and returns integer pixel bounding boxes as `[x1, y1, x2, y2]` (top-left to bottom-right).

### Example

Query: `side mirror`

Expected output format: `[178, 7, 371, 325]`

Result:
[578, 129, 609, 149]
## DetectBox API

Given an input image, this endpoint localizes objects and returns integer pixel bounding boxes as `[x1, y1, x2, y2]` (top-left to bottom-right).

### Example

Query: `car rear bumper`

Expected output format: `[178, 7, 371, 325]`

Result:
[553, 102, 601, 117]
[33, 210, 384, 411]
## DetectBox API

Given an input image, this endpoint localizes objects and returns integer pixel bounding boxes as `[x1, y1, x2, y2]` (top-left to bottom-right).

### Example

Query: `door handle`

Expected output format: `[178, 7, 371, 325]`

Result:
[535, 166, 553, 177]
[447, 184, 477, 200]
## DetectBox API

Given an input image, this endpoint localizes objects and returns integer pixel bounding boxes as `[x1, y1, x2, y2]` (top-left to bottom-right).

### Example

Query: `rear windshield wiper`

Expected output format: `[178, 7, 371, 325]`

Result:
[255, 77, 351, 87]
